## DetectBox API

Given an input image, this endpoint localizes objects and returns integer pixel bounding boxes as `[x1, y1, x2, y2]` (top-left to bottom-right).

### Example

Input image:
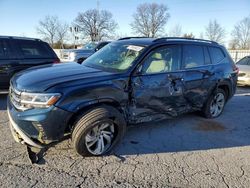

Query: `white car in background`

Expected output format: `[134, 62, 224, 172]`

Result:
[60, 41, 110, 63]
[237, 56, 250, 86]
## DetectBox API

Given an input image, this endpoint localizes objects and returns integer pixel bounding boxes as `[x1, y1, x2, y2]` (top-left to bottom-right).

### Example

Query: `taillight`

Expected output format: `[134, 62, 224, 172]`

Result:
[231, 62, 239, 74]
[53, 58, 61, 64]
[233, 66, 239, 74]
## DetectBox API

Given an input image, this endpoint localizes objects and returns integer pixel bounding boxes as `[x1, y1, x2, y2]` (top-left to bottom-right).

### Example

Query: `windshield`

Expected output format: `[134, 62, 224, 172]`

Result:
[82, 43, 97, 50]
[84, 43, 145, 72]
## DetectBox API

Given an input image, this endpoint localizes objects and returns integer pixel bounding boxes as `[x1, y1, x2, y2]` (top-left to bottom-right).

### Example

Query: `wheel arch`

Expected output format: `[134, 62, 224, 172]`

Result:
[217, 80, 232, 101]
[65, 99, 126, 133]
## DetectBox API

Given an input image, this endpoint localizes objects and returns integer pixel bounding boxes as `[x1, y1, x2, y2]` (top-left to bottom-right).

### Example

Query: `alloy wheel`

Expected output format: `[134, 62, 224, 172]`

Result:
[85, 121, 115, 155]
[210, 92, 225, 117]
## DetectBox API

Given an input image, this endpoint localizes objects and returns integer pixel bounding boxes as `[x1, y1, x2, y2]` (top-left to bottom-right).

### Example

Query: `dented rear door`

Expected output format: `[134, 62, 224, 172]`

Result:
[181, 45, 214, 108]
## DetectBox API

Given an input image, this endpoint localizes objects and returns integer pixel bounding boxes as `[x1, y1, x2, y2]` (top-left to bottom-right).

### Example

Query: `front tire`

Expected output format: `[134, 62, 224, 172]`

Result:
[202, 88, 226, 118]
[72, 105, 126, 156]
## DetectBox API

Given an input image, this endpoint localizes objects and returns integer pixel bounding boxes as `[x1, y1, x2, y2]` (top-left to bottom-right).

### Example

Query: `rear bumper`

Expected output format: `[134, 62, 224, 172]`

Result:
[237, 77, 250, 86]
[7, 96, 73, 148]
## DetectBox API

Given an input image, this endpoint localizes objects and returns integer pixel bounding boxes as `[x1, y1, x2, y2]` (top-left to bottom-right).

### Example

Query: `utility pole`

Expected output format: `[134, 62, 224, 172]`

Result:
[70, 26, 79, 49]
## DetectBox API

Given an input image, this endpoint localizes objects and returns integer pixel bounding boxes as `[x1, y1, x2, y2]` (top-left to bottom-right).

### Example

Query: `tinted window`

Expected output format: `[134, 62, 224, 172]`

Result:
[183, 45, 204, 68]
[96, 42, 108, 49]
[142, 45, 181, 74]
[17, 40, 53, 58]
[209, 47, 225, 64]
[0, 40, 10, 60]
[204, 47, 211, 64]
[237, 57, 250, 65]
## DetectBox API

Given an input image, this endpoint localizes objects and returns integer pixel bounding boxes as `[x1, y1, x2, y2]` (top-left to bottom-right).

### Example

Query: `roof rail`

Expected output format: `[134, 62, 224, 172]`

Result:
[118, 37, 150, 40]
[153, 37, 218, 44]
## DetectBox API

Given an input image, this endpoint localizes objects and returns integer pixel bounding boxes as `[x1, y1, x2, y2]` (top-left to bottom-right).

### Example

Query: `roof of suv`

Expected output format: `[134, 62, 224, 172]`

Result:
[116, 37, 219, 46]
[0, 35, 42, 41]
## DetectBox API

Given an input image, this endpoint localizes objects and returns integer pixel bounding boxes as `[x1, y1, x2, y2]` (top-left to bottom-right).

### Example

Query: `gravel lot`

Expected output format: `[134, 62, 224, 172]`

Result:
[1, 87, 250, 188]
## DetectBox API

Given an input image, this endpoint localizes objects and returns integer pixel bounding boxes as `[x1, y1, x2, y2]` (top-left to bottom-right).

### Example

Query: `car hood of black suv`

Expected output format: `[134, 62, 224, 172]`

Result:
[11, 62, 114, 92]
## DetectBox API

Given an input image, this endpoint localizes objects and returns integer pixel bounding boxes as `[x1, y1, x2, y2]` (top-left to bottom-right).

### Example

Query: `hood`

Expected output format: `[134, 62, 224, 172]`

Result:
[11, 63, 113, 92]
[237, 65, 250, 73]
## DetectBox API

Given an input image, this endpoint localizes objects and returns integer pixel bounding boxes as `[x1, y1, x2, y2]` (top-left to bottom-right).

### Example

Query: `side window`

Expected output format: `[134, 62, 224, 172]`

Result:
[204, 46, 211, 64]
[209, 47, 225, 64]
[0, 40, 10, 60]
[183, 45, 205, 68]
[237, 57, 249, 65]
[17, 40, 53, 59]
[141, 45, 181, 74]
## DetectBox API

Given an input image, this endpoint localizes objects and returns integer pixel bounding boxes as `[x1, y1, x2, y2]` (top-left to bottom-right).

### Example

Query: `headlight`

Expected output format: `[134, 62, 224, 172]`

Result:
[69, 52, 76, 61]
[20, 92, 61, 109]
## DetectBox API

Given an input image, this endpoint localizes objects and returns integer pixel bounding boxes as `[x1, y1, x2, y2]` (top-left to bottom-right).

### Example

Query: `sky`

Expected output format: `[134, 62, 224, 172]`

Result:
[0, 0, 249, 45]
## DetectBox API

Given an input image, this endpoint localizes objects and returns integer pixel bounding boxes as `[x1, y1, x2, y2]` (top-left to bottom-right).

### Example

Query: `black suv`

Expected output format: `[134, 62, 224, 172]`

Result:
[8, 37, 238, 156]
[0, 36, 60, 92]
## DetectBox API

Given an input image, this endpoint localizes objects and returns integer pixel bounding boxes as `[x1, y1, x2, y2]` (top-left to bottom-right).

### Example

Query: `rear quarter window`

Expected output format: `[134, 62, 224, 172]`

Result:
[183, 45, 205, 68]
[16, 40, 55, 59]
[209, 47, 225, 64]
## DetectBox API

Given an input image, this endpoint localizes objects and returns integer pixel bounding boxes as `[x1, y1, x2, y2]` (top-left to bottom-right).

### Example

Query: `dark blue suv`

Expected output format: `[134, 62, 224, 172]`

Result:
[8, 37, 238, 156]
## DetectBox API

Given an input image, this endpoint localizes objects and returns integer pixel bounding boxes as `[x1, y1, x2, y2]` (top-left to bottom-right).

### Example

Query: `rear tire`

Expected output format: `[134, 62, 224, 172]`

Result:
[202, 88, 226, 118]
[72, 105, 126, 156]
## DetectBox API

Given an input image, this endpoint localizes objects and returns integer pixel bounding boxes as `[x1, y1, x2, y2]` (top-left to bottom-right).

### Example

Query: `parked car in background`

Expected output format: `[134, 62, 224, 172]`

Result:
[60, 41, 110, 63]
[0, 36, 60, 93]
[8, 37, 238, 156]
[236, 56, 250, 86]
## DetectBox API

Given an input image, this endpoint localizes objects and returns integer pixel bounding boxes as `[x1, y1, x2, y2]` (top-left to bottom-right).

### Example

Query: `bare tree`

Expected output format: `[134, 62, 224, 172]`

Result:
[74, 9, 118, 42]
[205, 20, 225, 43]
[57, 22, 69, 49]
[231, 16, 250, 49]
[37, 15, 59, 46]
[131, 3, 170, 37]
[168, 24, 182, 37]
[228, 39, 238, 50]
[183, 33, 195, 38]
[37, 15, 69, 48]
[199, 32, 205, 39]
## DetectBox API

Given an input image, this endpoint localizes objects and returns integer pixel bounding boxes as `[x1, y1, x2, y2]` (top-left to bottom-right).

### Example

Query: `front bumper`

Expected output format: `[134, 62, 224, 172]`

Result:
[7, 96, 73, 148]
[8, 109, 43, 148]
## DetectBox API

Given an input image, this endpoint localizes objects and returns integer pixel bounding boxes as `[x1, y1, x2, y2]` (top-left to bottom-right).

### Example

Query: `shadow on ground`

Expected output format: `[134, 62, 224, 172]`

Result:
[113, 94, 250, 156]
